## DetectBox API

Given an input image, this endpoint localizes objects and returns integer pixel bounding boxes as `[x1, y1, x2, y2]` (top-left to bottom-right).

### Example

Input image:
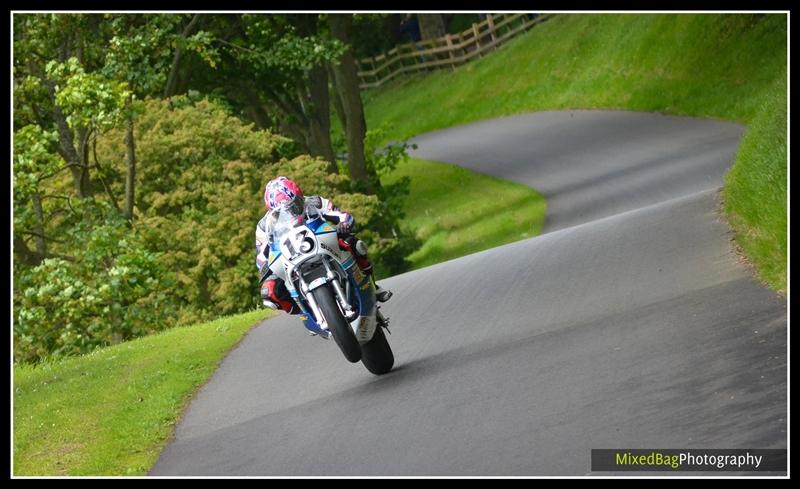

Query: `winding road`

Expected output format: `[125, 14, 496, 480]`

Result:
[151, 111, 787, 476]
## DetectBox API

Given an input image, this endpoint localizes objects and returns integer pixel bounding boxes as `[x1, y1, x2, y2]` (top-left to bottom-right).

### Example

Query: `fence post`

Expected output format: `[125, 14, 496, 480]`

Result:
[366, 57, 374, 85]
[445, 33, 456, 69]
[487, 14, 496, 43]
[472, 23, 482, 58]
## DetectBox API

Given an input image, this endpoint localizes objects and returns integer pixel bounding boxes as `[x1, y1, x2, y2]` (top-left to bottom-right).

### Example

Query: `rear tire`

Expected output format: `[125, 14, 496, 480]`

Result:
[361, 325, 394, 375]
[312, 286, 361, 363]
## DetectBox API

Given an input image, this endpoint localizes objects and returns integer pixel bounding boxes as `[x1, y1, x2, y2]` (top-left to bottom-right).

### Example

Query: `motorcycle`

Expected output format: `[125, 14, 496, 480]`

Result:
[263, 203, 394, 375]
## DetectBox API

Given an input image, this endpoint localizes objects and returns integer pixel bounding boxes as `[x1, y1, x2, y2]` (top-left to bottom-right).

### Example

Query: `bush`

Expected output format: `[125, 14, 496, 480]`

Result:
[14, 200, 175, 363]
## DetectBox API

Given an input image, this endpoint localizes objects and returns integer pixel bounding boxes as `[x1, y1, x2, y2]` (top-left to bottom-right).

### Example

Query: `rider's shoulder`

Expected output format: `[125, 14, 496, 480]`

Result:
[305, 195, 323, 205]
[306, 195, 333, 211]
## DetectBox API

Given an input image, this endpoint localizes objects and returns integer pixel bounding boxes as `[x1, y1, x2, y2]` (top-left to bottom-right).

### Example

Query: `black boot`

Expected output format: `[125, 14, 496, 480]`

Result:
[366, 269, 392, 303]
[376, 284, 393, 303]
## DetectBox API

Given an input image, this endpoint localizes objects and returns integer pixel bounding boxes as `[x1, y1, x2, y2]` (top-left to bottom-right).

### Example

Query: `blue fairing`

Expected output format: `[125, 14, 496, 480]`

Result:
[307, 216, 337, 236]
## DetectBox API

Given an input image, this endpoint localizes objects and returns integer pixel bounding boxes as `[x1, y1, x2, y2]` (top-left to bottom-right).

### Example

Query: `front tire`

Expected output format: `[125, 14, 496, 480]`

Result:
[312, 286, 361, 363]
[361, 325, 394, 375]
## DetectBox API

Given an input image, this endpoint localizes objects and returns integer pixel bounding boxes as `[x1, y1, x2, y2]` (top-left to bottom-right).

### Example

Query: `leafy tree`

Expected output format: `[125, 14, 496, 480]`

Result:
[350, 14, 403, 59]
[14, 200, 175, 363]
[95, 97, 293, 323]
[13, 125, 64, 266]
[183, 14, 344, 173]
[13, 13, 224, 361]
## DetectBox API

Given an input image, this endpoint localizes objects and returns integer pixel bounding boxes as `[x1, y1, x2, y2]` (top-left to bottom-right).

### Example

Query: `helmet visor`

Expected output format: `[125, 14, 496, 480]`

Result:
[278, 196, 304, 217]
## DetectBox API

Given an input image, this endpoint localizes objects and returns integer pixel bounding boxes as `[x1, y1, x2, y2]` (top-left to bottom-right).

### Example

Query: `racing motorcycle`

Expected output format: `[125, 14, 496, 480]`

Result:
[264, 203, 394, 375]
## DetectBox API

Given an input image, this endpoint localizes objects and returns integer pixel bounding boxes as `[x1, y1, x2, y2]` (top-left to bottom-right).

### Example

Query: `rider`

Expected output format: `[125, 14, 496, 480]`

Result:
[256, 176, 392, 313]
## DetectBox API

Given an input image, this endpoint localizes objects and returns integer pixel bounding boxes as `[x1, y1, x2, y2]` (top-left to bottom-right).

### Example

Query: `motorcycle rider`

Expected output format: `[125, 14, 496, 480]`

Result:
[256, 176, 392, 313]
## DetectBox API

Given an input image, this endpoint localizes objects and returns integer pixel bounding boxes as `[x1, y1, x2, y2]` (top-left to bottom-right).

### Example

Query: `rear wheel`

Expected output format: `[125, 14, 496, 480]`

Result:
[312, 286, 361, 363]
[361, 324, 394, 375]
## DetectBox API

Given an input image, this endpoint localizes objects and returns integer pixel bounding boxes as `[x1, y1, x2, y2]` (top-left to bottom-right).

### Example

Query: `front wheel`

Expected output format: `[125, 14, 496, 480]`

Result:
[311, 285, 361, 363]
[361, 325, 394, 375]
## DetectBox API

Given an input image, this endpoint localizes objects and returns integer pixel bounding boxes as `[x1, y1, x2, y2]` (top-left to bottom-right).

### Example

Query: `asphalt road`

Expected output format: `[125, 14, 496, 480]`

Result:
[151, 111, 787, 476]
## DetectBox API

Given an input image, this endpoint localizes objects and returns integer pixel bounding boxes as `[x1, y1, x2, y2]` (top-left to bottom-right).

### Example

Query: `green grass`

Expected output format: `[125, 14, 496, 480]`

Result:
[386, 158, 546, 270]
[13, 309, 273, 476]
[366, 13, 787, 292]
[723, 84, 787, 292]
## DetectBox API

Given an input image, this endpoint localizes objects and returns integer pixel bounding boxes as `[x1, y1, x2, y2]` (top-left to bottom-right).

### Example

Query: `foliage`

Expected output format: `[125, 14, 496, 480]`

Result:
[14, 200, 175, 363]
[236, 14, 345, 74]
[12, 125, 62, 242]
[13, 125, 61, 201]
[351, 14, 401, 59]
[106, 97, 416, 319]
[361, 124, 420, 276]
[94, 97, 292, 325]
[446, 14, 481, 34]
[46, 57, 133, 130]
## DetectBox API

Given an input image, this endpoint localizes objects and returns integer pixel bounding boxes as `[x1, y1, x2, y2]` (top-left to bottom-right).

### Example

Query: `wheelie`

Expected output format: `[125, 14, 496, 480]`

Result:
[255, 177, 395, 375]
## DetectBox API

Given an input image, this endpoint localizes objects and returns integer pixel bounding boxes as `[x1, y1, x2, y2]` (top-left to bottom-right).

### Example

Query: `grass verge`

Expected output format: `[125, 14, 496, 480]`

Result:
[385, 158, 546, 270]
[13, 309, 273, 476]
[723, 84, 787, 293]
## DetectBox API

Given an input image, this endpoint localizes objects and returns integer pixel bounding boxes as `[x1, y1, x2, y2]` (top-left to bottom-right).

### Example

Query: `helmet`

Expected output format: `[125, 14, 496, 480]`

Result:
[264, 176, 304, 211]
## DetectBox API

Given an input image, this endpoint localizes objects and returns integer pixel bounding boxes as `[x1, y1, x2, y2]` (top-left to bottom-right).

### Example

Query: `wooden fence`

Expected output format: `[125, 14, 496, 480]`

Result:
[356, 13, 553, 90]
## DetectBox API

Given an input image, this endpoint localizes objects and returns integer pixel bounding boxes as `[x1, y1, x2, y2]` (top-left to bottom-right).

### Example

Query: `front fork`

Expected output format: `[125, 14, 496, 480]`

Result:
[323, 259, 356, 319]
[296, 259, 356, 333]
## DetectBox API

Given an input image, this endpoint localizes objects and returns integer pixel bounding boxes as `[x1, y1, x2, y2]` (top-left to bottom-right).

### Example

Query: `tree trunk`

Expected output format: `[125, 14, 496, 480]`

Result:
[52, 104, 90, 198]
[240, 85, 274, 130]
[417, 14, 446, 40]
[14, 234, 43, 267]
[164, 14, 202, 98]
[31, 193, 47, 258]
[294, 15, 338, 174]
[28, 60, 89, 198]
[328, 14, 374, 193]
[260, 87, 313, 154]
[93, 138, 121, 211]
[124, 118, 136, 221]
[328, 62, 348, 133]
[306, 64, 338, 173]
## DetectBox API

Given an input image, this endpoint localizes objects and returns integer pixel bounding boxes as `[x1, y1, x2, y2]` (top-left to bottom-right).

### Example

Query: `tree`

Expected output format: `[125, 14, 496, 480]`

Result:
[13, 125, 67, 266]
[13, 14, 105, 199]
[12, 13, 221, 361]
[189, 14, 344, 173]
[328, 13, 376, 192]
[102, 14, 220, 220]
[417, 14, 446, 40]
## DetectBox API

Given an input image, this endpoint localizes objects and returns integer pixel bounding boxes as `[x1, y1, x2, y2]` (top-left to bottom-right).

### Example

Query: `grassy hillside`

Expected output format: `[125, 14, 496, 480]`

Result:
[13, 309, 272, 476]
[385, 158, 546, 270]
[367, 14, 787, 292]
